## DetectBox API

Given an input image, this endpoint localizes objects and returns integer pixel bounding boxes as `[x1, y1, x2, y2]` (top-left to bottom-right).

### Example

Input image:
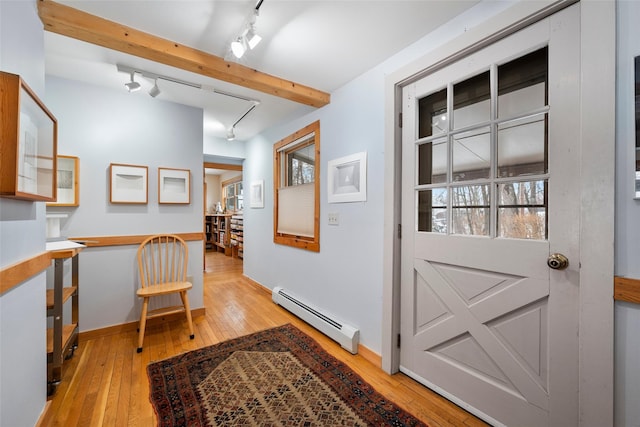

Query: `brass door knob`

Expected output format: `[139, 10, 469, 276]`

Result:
[547, 253, 569, 270]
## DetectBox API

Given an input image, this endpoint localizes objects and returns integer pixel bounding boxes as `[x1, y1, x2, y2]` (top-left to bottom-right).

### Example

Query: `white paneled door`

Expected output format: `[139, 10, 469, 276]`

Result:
[400, 5, 580, 426]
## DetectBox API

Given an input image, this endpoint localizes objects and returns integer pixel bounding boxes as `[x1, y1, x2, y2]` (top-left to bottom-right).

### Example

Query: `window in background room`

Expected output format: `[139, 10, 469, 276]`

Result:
[223, 176, 243, 212]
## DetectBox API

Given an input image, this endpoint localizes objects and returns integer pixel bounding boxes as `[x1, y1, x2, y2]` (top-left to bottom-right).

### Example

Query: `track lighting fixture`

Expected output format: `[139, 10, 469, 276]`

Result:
[124, 72, 141, 92]
[225, 101, 260, 142]
[231, 36, 247, 59]
[149, 79, 161, 98]
[230, 0, 264, 59]
[117, 64, 261, 140]
[246, 25, 262, 50]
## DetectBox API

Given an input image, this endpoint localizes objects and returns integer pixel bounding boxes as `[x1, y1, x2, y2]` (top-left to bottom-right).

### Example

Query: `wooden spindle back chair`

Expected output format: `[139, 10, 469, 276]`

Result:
[136, 234, 194, 352]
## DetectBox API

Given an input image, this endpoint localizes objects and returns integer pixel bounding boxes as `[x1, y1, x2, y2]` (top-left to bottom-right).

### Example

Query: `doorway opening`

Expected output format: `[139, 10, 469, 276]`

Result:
[203, 162, 244, 270]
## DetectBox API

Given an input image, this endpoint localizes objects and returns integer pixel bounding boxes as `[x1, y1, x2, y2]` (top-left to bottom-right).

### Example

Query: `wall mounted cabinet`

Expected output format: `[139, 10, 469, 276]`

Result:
[0, 71, 58, 201]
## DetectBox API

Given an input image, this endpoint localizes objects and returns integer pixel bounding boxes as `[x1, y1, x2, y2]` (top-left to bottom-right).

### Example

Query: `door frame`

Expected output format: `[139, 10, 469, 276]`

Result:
[382, 0, 615, 425]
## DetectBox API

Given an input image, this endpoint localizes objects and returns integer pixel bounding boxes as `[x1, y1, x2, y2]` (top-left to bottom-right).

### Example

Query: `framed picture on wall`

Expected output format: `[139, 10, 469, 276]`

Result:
[327, 151, 367, 203]
[250, 180, 264, 208]
[110, 163, 148, 204]
[158, 167, 191, 204]
[47, 155, 79, 206]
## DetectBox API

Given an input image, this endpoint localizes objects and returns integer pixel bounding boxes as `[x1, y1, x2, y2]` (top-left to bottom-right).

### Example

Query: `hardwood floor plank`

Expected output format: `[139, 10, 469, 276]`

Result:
[65, 338, 106, 426]
[88, 335, 116, 426]
[103, 362, 122, 425]
[44, 251, 488, 426]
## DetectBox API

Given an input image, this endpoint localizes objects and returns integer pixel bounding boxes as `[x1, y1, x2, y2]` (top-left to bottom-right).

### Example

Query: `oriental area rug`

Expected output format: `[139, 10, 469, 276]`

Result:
[147, 323, 427, 426]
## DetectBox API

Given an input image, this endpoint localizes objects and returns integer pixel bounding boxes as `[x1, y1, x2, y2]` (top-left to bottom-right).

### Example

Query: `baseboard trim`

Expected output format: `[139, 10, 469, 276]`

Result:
[242, 274, 272, 295]
[79, 307, 206, 342]
[36, 400, 52, 427]
[358, 343, 382, 368]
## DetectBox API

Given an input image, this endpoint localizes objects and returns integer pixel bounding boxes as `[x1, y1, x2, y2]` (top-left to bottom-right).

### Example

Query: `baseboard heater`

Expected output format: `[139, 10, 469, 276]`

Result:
[272, 286, 359, 354]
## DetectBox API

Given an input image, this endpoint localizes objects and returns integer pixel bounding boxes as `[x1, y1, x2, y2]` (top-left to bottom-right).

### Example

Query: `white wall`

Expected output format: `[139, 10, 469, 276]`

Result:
[615, 1, 640, 425]
[243, 1, 513, 354]
[204, 133, 246, 159]
[243, 79, 385, 350]
[0, 1, 49, 425]
[205, 174, 221, 213]
[44, 76, 205, 331]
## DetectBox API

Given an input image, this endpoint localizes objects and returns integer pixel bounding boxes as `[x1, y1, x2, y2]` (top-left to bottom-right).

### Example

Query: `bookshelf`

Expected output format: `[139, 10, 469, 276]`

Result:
[230, 213, 244, 259]
[205, 214, 232, 255]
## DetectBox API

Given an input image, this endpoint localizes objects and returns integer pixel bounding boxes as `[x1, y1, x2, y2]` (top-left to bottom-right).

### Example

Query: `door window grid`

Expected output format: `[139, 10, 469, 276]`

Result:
[416, 47, 548, 239]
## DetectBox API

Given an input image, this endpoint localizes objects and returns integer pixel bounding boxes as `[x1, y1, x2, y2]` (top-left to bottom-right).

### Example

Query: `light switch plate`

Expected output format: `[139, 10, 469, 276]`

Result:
[328, 212, 339, 225]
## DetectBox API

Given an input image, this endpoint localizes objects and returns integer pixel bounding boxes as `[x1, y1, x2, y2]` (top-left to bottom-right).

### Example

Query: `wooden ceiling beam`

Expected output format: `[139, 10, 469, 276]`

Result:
[204, 162, 243, 171]
[37, 0, 330, 108]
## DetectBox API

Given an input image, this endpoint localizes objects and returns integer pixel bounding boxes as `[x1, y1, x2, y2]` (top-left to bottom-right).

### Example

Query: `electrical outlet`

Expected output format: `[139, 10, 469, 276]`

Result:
[328, 212, 339, 225]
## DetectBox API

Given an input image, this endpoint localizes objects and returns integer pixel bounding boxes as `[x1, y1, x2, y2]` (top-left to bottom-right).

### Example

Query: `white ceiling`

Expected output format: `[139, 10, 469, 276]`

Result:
[44, 0, 481, 142]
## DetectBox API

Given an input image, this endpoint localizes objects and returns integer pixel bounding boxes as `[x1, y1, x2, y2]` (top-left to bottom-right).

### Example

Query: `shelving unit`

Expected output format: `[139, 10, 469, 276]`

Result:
[46, 241, 84, 395]
[205, 214, 214, 251]
[205, 214, 232, 256]
[230, 213, 244, 259]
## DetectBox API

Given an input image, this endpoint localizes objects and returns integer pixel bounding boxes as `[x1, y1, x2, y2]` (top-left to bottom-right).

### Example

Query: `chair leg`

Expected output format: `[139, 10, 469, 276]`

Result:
[180, 291, 195, 340]
[137, 298, 149, 353]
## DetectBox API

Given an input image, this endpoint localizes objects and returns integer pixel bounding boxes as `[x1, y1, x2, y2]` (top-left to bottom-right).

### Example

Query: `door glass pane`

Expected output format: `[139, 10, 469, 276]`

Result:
[418, 188, 447, 233]
[498, 47, 548, 119]
[451, 184, 489, 236]
[453, 71, 490, 129]
[497, 114, 547, 177]
[418, 88, 447, 138]
[453, 127, 490, 181]
[414, 47, 548, 239]
[418, 138, 447, 185]
[498, 180, 546, 239]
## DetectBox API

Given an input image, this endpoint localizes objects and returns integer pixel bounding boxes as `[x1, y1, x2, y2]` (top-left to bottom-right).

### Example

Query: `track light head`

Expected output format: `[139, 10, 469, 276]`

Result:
[226, 127, 236, 141]
[149, 80, 161, 98]
[231, 37, 247, 58]
[124, 72, 141, 92]
[246, 26, 261, 50]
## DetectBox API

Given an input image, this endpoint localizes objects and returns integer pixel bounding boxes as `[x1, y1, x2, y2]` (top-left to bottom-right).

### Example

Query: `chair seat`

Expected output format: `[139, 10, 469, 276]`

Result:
[136, 281, 192, 297]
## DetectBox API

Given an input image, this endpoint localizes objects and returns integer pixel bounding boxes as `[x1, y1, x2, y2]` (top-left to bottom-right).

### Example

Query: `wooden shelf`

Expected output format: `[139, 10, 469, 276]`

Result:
[46, 324, 78, 355]
[46, 286, 77, 310]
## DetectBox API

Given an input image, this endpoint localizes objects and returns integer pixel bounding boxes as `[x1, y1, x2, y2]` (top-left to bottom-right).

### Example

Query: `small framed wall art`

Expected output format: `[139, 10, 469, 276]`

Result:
[250, 180, 264, 208]
[110, 163, 148, 204]
[327, 151, 367, 203]
[47, 155, 79, 207]
[158, 167, 191, 204]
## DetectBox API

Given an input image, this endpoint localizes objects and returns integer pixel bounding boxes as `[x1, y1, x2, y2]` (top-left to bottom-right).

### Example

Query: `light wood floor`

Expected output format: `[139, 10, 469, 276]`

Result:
[40, 252, 488, 427]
